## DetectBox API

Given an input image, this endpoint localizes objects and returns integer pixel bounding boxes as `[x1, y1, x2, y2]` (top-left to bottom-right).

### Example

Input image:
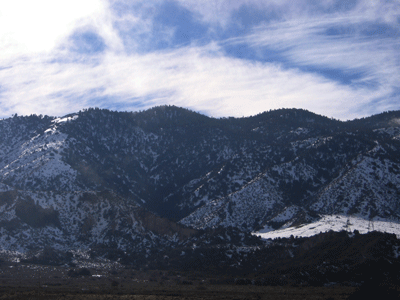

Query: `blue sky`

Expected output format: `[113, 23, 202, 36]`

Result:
[0, 0, 399, 120]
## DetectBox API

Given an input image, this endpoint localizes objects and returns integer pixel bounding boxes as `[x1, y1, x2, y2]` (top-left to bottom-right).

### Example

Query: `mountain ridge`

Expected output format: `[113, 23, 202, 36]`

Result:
[0, 106, 399, 257]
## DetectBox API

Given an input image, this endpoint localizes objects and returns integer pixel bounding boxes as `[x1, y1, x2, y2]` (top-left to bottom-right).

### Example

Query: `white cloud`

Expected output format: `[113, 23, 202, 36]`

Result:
[240, 15, 399, 75]
[0, 0, 113, 59]
[226, 6, 400, 114]
[0, 43, 383, 120]
[176, 0, 400, 27]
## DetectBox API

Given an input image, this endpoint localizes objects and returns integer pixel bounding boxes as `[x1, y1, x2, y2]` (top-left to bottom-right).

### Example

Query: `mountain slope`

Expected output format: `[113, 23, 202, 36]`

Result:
[0, 106, 400, 253]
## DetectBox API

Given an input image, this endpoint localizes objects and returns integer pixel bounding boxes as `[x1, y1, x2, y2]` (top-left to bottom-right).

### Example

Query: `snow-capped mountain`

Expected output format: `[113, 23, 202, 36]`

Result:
[0, 106, 400, 255]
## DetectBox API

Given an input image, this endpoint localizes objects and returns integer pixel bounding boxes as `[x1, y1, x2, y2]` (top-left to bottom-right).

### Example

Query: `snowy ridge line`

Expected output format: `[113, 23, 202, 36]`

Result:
[51, 115, 79, 124]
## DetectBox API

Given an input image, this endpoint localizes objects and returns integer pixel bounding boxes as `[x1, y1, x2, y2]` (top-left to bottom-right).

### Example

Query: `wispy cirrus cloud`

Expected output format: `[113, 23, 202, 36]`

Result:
[227, 8, 400, 115]
[0, 43, 380, 120]
[0, 0, 399, 120]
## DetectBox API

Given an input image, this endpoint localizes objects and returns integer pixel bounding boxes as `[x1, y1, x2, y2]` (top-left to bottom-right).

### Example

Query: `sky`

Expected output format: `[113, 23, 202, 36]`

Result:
[0, 0, 399, 120]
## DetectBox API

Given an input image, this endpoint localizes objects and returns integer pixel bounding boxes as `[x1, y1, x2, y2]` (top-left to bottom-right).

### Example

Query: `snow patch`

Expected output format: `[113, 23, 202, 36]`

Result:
[254, 215, 400, 239]
[52, 115, 78, 124]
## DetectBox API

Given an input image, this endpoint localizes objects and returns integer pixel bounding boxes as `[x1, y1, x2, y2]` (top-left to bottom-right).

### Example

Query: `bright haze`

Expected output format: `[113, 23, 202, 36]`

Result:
[0, 0, 399, 120]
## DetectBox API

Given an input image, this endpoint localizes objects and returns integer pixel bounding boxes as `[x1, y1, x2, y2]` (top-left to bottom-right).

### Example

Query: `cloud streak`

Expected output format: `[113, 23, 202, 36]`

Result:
[230, 8, 400, 115]
[0, 43, 380, 120]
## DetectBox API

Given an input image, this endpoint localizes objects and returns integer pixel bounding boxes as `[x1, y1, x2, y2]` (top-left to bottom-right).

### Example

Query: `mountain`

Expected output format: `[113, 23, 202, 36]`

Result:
[0, 106, 400, 261]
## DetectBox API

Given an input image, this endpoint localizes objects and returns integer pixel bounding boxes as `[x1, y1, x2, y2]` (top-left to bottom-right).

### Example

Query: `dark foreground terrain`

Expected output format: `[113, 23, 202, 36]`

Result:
[0, 285, 357, 300]
[1, 230, 400, 299]
[0, 263, 398, 300]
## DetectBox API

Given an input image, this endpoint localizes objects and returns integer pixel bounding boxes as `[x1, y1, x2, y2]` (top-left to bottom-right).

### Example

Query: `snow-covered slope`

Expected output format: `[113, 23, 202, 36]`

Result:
[0, 189, 195, 253]
[180, 174, 284, 229]
[311, 152, 400, 218]
[254, 215, 400, 239]
[181, 124, 400, 232]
